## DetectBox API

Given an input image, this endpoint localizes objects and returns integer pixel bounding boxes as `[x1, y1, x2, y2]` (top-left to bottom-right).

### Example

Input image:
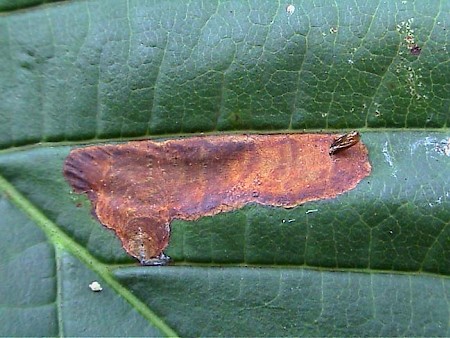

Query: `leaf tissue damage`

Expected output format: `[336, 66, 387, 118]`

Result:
[64, 134, 371, 265]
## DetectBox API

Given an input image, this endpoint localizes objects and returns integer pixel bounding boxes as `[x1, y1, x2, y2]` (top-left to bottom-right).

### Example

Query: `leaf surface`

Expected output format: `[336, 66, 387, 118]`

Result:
[0, 0, 449, 336]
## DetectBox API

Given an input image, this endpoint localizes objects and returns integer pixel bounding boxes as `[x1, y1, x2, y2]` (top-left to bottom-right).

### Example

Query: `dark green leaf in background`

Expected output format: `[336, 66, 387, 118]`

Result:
[0, 0, 448, 336]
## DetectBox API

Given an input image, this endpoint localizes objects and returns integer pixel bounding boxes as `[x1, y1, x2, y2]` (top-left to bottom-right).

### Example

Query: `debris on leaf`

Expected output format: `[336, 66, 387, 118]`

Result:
[89, 281, 103, 292]
[286, 4, 295, 15]
[410, 45, 421, 55]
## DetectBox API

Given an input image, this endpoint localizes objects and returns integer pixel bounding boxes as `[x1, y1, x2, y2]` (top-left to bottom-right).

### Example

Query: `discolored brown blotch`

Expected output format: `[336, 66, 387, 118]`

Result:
[64, 134, 371, 265]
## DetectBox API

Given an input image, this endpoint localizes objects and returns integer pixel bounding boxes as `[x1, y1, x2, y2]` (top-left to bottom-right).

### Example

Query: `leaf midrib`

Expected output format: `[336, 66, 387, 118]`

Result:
[0, 173, 179, 337]
[0, 128, 449, 154]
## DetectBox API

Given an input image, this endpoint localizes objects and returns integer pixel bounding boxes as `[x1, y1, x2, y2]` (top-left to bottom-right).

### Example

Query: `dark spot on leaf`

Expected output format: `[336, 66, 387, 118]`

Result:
[410, 45, 421, 55]
[63, 134, 371, 265]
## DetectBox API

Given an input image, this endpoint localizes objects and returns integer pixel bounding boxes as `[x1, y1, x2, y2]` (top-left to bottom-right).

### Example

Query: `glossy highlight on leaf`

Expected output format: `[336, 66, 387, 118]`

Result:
[64, 133, 371, 264]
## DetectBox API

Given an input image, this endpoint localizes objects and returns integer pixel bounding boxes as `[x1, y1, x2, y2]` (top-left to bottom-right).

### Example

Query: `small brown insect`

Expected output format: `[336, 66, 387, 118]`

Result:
[329, 131, 361, 155]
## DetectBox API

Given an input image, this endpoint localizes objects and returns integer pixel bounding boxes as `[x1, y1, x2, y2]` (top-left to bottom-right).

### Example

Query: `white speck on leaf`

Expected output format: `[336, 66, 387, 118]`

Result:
[286, 4, 295, 15]
[89, 281, 103, 292]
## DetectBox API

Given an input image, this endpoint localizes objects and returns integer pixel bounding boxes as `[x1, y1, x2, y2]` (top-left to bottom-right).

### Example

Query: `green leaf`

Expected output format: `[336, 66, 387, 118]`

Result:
[0, 0, 449, 336]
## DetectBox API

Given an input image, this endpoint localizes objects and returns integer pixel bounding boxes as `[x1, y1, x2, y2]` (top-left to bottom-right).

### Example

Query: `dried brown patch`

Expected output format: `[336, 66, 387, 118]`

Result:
[64, 134, 371, 264]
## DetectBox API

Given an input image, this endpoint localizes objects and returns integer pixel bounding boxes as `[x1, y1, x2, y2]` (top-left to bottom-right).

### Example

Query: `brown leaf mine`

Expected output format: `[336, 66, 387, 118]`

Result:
[64, 134, 371, 265]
